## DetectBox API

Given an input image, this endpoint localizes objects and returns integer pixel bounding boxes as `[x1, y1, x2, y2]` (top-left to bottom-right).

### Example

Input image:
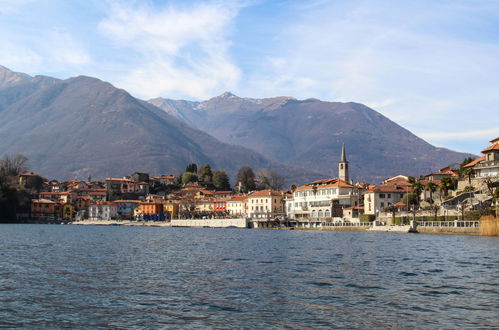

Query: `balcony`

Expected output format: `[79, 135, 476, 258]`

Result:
[475, 160, 499, 168]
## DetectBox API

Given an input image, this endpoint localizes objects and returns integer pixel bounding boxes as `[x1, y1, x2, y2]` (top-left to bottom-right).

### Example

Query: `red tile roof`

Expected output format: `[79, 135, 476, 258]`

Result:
[481, 144, 499, 153]
[463, 156, 485, 168]
[490, 137, 499, 143]
[248, 189, 283, 197]
[227, 196, 247, 202]
[295, 178, 356, 191]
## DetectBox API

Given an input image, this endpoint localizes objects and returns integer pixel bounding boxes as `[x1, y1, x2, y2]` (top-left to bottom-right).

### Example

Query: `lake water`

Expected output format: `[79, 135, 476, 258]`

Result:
[0, 224, 498, 328]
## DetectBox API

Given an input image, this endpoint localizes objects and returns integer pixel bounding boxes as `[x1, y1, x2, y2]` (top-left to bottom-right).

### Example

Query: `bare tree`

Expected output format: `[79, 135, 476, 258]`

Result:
[256, 170, 285, 190]
[0, 154, 29, 178]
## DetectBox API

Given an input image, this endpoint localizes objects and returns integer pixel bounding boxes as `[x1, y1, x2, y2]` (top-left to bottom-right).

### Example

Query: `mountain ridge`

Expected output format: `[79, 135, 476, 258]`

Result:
[149, 92, 475, 182]
[0, 66, 323, 183]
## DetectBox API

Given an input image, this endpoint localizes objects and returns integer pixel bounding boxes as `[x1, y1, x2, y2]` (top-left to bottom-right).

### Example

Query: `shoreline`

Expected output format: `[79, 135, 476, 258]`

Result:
[3, 220, 487, 236]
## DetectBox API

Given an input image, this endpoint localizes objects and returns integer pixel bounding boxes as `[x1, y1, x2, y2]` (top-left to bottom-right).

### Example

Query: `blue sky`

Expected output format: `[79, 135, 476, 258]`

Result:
[1, 0, 498, 154]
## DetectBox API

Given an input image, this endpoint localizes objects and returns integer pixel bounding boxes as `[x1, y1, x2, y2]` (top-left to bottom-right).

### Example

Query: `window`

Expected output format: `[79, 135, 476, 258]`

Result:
[380, 194, 385, 198]
[388, 194, 391, 198]
[380, 202, 384, 207]
[400, 194, 403, 198]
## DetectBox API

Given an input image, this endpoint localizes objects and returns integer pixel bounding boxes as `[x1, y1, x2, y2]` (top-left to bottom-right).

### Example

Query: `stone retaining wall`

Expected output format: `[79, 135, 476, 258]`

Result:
[417, 226, 479, 235]
[171, 218, 247, 228]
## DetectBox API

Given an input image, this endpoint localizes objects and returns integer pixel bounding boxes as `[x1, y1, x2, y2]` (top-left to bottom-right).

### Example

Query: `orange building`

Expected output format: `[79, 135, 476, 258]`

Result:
[140, 202, 163, 215]
[31, 199, 62, 220]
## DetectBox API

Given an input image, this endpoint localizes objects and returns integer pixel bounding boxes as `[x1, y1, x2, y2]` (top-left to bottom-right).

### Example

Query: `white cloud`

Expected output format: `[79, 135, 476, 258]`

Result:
[99, 1, 242, 99]
[241, 1, 499, 152]
[419, 128, 499, 141]
[0, 0, 35, 14]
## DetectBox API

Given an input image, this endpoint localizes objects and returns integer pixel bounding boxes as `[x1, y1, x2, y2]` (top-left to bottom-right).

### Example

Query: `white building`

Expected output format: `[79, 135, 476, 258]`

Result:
[226, 196, 247, 216]
[247, 190, 285, 219]
[88, 202, 118, 220]
[286, 145, 359, 220]
[466, 137, 499, 179]
[364, 180, 411, 215]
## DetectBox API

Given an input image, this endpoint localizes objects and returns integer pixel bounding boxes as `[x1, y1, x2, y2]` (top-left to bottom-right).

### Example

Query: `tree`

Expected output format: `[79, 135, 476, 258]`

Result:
[0, 154, 29, 179]
[181, 172, 198, 185]
[402, 193, 418, 206]
[256, 170, 271, 190]
[256, 170, 285, 190]
[236, 166, 256, 193]
[411, 181, 424, 207]
[197, 164, 213, 184]
[24, 175, 45, 193]
[425, 181, 437, 205]
[462, 167, 474, 186]
[290, 184, 297, 192]
[212, 171, 231, 190]
[439, 177, 457, 197]
[185, 163, 198, 174]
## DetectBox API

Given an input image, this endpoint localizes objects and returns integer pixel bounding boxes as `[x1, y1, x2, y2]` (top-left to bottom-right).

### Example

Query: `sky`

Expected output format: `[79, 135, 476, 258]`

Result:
[0, 0, 498, 154]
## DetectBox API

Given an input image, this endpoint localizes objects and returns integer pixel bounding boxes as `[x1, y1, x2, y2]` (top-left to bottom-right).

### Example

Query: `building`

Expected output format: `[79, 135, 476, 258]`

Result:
[287, 179, 359, 220]
[31, 199, 61, 220]
[466, 137, 499, 179]
[247, 190, 285, 219]
[162, 201, 179, 219]
[88, 202, 118, 220]
[227, 196, 247, 216]
[286, 145, 359, 220]
[139, 202, 165, 220]
[114, 200, 142, 219]
[151, 174, 176, 185]
[364, 176, 411, 215]
[338, 143, 349, 182]
[106, 177, 149, 196]
[18, 172, 39, 187]
[38, 191, 76, 204]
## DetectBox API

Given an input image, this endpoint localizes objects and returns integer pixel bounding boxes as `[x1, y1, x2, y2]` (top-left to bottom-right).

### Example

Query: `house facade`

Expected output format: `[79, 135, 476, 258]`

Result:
[286, 145, 359, 220]
[364, 176, 411, 215]
[472, 137, 499, 178]
[227, 196, 247, 216]
[88, 202, 118, 220]
[247, 190, 284, 219]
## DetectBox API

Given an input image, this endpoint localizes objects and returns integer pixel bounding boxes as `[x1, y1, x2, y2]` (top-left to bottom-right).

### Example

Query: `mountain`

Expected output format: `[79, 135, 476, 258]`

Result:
[0, 65, 30, 89]
[0, 66, 322, 183]
[149, 92, 475, 183]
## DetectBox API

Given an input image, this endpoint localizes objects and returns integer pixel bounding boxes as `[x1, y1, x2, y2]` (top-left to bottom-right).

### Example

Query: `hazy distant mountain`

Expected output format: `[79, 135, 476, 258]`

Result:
[0, 66, 322, 183]
[149, 92, 474, 182]
[0, 65, 30, 89]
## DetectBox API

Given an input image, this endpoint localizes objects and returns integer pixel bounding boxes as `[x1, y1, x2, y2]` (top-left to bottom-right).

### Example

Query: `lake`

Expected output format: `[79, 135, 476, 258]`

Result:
[0, 224, 498, 328]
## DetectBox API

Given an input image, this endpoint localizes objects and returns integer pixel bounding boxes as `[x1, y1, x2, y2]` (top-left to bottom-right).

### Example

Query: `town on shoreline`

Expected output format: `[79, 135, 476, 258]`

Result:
[1, 137, 498, 235]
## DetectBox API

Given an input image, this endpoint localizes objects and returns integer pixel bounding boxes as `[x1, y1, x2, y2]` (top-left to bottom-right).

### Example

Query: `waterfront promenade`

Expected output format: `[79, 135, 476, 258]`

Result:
[68, 218, 495, 235]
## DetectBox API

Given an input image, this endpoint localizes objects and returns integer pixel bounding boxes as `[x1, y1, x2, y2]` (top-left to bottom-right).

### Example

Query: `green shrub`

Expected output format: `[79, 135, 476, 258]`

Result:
[359, 214, 375, 222]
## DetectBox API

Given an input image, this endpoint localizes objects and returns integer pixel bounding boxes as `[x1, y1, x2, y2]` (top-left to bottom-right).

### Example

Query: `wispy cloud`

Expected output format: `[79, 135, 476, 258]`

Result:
[419, 128, 498, 141]
[241, 0, 499, 152]
[99, 1, 243, 99]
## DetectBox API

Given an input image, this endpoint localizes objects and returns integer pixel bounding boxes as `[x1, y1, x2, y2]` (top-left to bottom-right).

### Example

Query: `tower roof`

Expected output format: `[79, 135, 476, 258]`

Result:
[340, 143, 347, 162]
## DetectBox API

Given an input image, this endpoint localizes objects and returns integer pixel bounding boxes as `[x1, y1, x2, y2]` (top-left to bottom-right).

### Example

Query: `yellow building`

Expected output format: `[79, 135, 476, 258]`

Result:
[163, 202, 179, 219]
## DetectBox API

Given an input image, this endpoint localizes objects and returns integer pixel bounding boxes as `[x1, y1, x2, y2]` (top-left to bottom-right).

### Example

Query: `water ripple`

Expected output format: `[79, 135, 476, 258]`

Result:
[0, 224, 498, 328]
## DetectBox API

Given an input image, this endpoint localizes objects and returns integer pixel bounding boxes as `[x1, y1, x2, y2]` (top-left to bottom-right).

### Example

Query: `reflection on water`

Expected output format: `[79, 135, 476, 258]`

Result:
[0, 225, 498, 328]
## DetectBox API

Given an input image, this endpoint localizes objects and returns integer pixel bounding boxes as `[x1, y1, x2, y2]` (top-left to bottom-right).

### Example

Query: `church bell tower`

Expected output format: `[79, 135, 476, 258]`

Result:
[338, 143, 349, 183]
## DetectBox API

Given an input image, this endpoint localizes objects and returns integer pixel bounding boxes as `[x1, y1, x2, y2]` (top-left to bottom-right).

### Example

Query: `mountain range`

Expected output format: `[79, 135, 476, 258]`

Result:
[0, 65, 473, 184]
[149, 93, 474, 182]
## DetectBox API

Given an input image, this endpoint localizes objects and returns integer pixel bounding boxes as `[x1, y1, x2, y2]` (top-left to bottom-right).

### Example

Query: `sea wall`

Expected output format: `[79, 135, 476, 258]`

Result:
[417, 226, 479, 235]
[171, 218, 248, 228]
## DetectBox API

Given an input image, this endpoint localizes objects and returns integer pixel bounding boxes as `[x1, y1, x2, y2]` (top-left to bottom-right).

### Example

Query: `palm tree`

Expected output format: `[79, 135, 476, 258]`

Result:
[462, 168, 474, 187]
[411, 181, 424, 207]
[425, 181, 437, 205]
